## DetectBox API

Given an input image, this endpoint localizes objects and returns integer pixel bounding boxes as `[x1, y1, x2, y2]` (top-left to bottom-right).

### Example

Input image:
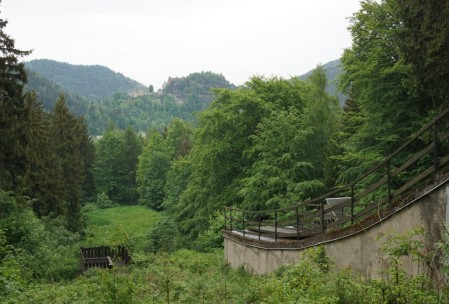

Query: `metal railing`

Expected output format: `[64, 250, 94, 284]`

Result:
[224, 106, 449, 241]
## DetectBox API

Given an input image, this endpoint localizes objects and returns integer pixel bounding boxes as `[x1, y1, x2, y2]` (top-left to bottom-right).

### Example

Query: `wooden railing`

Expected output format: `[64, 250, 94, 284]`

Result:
[80, 245, 132, 272]
[224, 106, 449, 241]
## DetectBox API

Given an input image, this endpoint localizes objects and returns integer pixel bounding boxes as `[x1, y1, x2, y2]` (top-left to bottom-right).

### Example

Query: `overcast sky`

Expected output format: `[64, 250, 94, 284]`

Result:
[2, 0, 361, 89]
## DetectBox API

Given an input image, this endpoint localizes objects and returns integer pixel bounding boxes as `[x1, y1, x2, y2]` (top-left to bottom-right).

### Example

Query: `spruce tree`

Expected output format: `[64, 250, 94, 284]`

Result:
[0, 7, 31, 191]
[21, 93, 65, 216]
[51, 96, 91, 231]
[122, 126, 142, 204]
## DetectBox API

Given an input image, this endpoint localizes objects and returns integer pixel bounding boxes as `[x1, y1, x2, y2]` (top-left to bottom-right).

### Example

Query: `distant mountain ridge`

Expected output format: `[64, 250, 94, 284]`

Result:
[25, 59, 147, 100]
[25, 68, 88, 115]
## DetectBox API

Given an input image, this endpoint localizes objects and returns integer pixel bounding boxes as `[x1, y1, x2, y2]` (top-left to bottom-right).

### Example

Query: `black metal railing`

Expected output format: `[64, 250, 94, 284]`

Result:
[224, 106, 449, 241]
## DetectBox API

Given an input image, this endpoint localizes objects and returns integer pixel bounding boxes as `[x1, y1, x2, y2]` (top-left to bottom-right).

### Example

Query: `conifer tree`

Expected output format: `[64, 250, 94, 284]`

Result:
[51, 96, 91, 231]
[395, 0, 449, 103]
[21, 93, 65, 216]
[122, 126, 142, 204]
[0, 7, 31, 191]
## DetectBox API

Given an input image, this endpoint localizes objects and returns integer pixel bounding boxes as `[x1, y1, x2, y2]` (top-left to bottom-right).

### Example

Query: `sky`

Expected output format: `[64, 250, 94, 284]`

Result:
[2, 0, 361, 90]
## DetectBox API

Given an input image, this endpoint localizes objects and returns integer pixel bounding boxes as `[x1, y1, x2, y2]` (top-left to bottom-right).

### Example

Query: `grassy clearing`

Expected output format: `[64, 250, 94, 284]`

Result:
[83, 205, 160, 253]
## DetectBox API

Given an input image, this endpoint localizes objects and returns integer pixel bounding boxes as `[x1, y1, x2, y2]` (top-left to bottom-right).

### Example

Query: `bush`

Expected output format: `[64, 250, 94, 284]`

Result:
[194, 211, 224, 252]
[96, 192, 114, 209]
[146, 216, 179, 253]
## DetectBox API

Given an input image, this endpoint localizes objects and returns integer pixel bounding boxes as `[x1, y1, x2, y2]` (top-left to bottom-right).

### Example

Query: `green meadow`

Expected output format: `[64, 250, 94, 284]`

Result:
[83, 205, 160, 252]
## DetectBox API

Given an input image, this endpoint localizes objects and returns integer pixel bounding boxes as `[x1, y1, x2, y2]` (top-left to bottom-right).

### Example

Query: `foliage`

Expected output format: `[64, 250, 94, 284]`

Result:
[93, 127, 132, 204]
[95, 192, 114, 209]
[21, 93, 66, 217]
[137, 120, 192, 211]
[395, 0, 449, 103]
[0, 9, 91, 231]
[165, 118, 193, 159]
[24, 68, 88, 116]
[146, 216, 179, 253]
[297, 58, 346, 105]
[240, 67, 338, 210]
[136, 130, 171, 210]
[0, 191, 80, 298]
[0, 10, 31, 192]
[50, 96, 93, 231]
[374, 227, 439, 303]
[194, 210, 225, 252]
[162, 71, 236, 112]
[122, 126, 143, 203]
[162, 158, 191, 215]
[174, 77, 310, 239]
[26, 64, 237, 135]
[335, 0, 431, 187]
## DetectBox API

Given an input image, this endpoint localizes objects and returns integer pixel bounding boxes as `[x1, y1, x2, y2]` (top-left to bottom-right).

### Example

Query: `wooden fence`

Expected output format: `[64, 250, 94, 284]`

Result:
[80, 245, 132, 272]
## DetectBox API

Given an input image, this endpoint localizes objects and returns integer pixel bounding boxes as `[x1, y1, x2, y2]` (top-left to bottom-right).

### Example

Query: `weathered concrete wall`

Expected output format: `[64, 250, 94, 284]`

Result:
[224, 183, 448, 282]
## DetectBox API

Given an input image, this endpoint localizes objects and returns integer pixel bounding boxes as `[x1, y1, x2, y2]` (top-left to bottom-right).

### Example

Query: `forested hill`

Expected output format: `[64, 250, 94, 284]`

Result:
[25, 68, 89, 116]
[25, 59, 148, 100]
[83, 72, 236, 134]
[24, 63, 237, 135]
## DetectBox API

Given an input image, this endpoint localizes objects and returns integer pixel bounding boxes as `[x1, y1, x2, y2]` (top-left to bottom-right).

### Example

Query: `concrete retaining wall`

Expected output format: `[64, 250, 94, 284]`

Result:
[224, 183, 449, 283]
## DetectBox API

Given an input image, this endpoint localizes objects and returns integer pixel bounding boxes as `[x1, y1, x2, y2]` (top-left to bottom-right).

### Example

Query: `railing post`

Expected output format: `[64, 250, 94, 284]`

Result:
[229, 209, 233, 232]
[274, 211, 278, 242]
[224, 208, 227, 231]
[433, 120, 439, 173]
[387, 160, 392, 205]
[351, 185, 355, 225]
[296, 207, 300, 240]
[242, 211, 246, 237]
[321, 202, 325, 233]
[258, 215, 261, 241]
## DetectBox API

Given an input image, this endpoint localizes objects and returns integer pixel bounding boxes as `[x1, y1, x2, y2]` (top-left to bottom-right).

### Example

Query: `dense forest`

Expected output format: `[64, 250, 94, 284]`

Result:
[2, 0, 449, 302]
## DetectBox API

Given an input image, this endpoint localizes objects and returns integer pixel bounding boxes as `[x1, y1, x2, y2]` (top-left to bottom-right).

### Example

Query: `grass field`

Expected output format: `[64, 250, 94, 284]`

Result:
[83, 205, 160, 253]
